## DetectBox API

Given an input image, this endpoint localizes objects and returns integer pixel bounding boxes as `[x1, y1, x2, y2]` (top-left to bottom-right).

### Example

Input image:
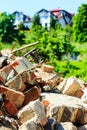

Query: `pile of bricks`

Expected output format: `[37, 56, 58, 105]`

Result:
[0, 49, 87, 130]
[0, 50, 61, 121]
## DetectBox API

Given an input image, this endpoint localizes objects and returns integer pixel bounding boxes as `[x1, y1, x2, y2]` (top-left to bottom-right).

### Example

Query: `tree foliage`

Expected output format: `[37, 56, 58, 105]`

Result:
[0, 12, 25, 44]
[36, 26, 74, 61]
[23, 13, 74, 61]
[0, 12, 18, 42]
[31, 14, 41, 29]
[73, 4, 87, 42]
[18, 22, 26, 30]
[50, 15, 57, 29]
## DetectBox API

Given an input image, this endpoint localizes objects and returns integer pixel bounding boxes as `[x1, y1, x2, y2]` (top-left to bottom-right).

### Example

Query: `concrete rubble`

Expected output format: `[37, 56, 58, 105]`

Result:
[0, 49, 87, 130]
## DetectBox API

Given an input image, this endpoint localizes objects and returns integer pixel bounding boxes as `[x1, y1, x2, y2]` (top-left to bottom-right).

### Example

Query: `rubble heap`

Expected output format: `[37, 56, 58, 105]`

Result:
[0, 49, 87, 130]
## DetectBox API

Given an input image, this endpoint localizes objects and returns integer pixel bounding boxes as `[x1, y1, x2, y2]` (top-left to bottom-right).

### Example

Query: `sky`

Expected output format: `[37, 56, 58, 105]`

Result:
[0, 0, 87, 17]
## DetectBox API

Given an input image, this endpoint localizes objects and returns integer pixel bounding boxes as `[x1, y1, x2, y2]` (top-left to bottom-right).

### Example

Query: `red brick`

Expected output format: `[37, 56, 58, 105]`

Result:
[23, 86, 41, 106]
[0, 76, 6, 84]
[21, 70, 40, 85]
[75, 89, 84, 98]
[0, 74, 6, 84]
[0, 110, 4, 116]
[29, 70, 38, 84]
[41, 100, 50, 107]
[76, 108, 83, 123]
[3, 64, 13, 75]
[21, 71, 30, 83]
[5, 74, 26, 92]
[0, 65, 14, 84]
[42, 64, 54, 73]
[3, 99, 18, 116]
[0, 85, 25, 108]
[10, 59, 27, 74]
[11, 60, 19, 68]
[84, 83, 87, 88]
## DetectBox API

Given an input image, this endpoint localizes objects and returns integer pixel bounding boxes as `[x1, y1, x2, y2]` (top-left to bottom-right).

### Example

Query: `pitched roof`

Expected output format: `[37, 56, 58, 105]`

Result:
[50, 8, 74, 19]
[36, 8, 57, 18]
[36, 8, 49, 14]
[13, 11, 31, 21]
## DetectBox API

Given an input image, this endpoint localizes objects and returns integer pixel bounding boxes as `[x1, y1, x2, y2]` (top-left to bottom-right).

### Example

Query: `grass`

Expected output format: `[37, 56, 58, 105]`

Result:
[0, 42, 21, 51]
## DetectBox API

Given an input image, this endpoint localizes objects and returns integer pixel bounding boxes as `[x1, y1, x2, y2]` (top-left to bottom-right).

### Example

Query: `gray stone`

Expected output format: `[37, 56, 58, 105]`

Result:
[41, 93, 87, 125]
[61, 122, 77, 130]
[0, 127, 13, 130]
[57, 76, 84, 97]
[18, 99, 47, 126]
[77, 124, 87, 130]
[19, 120, 43, 130]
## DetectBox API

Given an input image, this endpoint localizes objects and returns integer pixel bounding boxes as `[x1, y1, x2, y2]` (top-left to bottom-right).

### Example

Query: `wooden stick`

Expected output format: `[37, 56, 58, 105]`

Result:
[11, 41, 39, 53]
[11, 42, 17, 51]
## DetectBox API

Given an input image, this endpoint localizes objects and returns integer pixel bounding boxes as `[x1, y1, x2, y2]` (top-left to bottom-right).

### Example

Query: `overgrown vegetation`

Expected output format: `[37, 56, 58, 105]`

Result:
[0, 4, 87, 82]
[72, 4, 87, 43]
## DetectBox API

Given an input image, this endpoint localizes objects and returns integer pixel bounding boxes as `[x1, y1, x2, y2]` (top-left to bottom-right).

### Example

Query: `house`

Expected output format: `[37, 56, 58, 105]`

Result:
[50, 8, 74, 28]
[13, 8, 74, 30]
[13, 11, 32, 29]
[36, 9, 57, 29]
[35, 8, 74, 29]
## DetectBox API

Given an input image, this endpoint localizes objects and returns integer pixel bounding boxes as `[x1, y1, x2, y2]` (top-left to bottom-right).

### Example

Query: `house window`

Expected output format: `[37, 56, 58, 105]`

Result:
[44, 16, 48, 19]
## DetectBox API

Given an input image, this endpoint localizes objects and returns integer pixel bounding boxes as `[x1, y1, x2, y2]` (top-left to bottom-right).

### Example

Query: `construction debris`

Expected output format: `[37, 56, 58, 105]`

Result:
[0, 47, 87, 130]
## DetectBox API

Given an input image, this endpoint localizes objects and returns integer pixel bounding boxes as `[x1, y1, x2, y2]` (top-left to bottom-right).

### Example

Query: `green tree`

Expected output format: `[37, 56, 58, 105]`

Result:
[73, 4, 87, 42]
[18, 22, 26, 30]
[38, 27, 74, 61]
[50, 15, 57, 29]
[31, 14, 41, 28]
[0, 12, 18, 42]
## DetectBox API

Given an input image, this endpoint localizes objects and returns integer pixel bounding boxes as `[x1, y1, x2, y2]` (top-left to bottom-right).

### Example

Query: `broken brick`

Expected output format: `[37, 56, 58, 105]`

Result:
[21, 71, 31, 83]
[0, 110, 4, 116]
[0, 85, 25, 108]
[5, 74, 26, 91]
[0, 64, 14, 84]
[10, 59, 27, 74]
[21, 69, 37, 84]
[23, 86, 41, 106]
[42, 64, 54, 73]
[3, 99, 18, 116]
[75, 89, 84, 98]
[41, 100, 50, 107]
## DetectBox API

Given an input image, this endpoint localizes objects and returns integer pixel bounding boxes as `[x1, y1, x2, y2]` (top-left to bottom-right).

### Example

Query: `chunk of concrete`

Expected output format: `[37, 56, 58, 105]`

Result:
[61, 122, 77, 130]
[41, 93, 87, 125]
[19, 120, 43, 130]
[18, 99, 47, 126]
[57, 76, 84, 97]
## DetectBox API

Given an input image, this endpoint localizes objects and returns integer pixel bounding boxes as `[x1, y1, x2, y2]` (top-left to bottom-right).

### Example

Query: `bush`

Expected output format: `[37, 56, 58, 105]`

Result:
[50, 59, 87, 82]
